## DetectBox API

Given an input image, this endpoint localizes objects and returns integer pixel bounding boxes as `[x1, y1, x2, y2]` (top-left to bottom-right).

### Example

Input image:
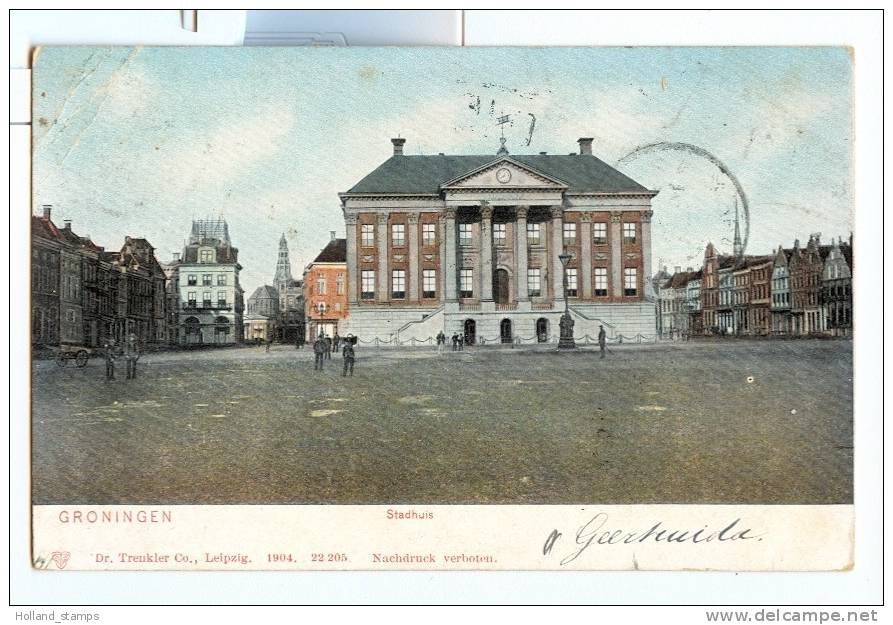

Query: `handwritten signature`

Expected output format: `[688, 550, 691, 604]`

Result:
[543, 512, 763, 566]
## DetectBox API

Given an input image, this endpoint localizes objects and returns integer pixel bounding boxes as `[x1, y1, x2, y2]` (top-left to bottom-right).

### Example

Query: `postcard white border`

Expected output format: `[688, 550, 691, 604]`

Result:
[9, 6, 883, 607]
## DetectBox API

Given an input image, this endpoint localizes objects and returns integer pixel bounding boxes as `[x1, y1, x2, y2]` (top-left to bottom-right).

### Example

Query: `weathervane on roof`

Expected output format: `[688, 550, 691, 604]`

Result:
[496, 113, 510, 155]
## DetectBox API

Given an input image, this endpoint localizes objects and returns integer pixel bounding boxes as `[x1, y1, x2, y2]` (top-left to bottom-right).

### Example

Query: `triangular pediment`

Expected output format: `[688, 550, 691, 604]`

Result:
[441, 158, 568, 190]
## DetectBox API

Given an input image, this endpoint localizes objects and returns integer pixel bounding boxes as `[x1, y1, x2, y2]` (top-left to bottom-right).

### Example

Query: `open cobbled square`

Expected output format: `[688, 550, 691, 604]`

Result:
[32, 339, 852, 505]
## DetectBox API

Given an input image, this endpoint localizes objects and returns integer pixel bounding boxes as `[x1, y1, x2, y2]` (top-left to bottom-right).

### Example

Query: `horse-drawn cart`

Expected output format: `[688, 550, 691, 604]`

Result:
[54, 346, 92, 368]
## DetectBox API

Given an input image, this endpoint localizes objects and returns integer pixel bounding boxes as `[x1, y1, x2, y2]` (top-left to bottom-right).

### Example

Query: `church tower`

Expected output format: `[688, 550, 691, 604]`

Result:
[273, 233, 293, 293]
[732, 197, 744, 259]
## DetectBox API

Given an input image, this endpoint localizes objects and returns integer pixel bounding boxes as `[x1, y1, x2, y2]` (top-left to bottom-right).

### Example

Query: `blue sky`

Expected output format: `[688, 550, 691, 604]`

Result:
[33, 46, 852, 294]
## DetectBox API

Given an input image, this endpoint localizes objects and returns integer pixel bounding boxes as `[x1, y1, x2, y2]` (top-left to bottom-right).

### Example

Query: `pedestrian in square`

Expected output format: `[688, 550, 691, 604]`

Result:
[598, 325, 607, 359]
[451, 334, 457, 351]
[342, 335, 355, 377]
[124, 333, 140, 380]
[436, 331, 445, 354]
[324, 335, 332, 360]
[333, 332, 341, 353]
[103, 339, 117, 381]
[313, 334, 325, 371]
[265, 336, 272, 353]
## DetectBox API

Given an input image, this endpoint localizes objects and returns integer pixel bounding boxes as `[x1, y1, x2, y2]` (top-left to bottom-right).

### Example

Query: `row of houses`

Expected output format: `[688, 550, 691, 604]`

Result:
[32, 209, 250, 349]
[655, 233, 853, 338]
[32, 205, 167, 349]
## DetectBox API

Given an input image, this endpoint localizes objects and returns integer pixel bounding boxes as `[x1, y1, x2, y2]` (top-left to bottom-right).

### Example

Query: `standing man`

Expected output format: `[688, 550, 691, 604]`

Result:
[342, 335, 356, 377]
[333, 332, 341, 354]
[124, 333, 141, 380]
[103, 340, 117, 381]
[436, 331, 445, 354]
[598, 325, 607, 359]
[313, 334, 325, 371]
[324, 334, 332, 360]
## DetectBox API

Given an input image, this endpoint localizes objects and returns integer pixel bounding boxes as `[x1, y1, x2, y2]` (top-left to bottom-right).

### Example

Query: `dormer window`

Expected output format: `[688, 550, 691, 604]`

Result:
[199, 248, 215, 263]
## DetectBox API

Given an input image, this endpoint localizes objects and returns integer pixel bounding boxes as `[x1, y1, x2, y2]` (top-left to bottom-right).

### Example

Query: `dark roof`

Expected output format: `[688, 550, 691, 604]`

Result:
[718, 255, 738, 270]
[840, 243, 852, 268]
[182, 244, 239, 264]
[668, 272, 694, 288]
[249, 285, 279, 301]
[31, 215, 60, 241]
[312, 238, 346, 263]
[346, 154, 651, 195]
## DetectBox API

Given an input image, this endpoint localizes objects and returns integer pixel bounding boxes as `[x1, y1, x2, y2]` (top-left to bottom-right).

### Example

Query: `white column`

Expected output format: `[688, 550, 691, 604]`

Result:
[480, 202, 494, 303]
[345, 214, 358, 305]
[407, 212, 419, 302]
[642, 209, 654, 299]
[515, 206, 529, 302]
[580, 213, 592, 299]
[443, 208, 457, 302]
[376, 213, 389, 303]
[550, 205, 564, 304]
[611, 211, 622, 298]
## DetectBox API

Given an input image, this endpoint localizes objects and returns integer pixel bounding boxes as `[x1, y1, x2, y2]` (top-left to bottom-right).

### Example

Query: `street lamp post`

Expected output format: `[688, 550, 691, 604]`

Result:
[557, 252, 576, 349]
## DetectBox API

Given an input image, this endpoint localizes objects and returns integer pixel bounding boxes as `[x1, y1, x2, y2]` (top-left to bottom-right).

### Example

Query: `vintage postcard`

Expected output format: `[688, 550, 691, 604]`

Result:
[30, 46, 853, 571]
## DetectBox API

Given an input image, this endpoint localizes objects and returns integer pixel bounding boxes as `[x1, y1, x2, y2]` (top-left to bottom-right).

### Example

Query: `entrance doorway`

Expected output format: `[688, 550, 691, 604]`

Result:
[500, 318, 513, 343]
[493, 268, 510, 304]
[463, 319, 476, 345]
[536, 317, 549, 342]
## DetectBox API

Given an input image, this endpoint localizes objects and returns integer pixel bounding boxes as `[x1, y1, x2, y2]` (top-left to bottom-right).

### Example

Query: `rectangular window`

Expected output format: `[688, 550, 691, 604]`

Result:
[391, 223, 405, 247]
[187, 291, 197, 307]
[316, 274, 326, 295]
[459, 223, 473, 246]
[336, 273, 345, 295]
[391, 269, 406, 299]
[217, 291, 227, 307]
[623, 222, 637, 244]
[361, 224, 375, 247]
[361, 270, 375, 300]
[565, 268, 578, 297]
[187, 274, 197, 286]
[423, 269, 437, 298]
[527, 222, 541, 245]
[199, 249, 213, 263]
[624, 268, 638, 295]
[422, 223, 436, 246]
[202, 274, 212, 286]
[492, 223, 506, 245]
[527, 268, 541, 297]
[594, 267, 608, 296]
[202, 291, 212, 307]
[593, 222, 607, 245]
[217, 274, 226, 286]
[563, 222, 577, 244]
[460, 268, 474, 298]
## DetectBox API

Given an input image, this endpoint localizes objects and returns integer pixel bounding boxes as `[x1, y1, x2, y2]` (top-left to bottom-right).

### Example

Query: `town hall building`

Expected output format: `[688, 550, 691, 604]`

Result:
[338, 136, 658, 343]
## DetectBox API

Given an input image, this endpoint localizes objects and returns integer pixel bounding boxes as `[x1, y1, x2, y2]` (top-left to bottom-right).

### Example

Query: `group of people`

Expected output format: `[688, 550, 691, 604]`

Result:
[103, 334, 141, 381]
[435, 331, 468, 353]
[313, 332, 356, 376]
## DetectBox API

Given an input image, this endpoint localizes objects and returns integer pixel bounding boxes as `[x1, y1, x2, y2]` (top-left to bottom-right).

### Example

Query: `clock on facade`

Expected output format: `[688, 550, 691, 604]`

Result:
[495, 167, 512, 184]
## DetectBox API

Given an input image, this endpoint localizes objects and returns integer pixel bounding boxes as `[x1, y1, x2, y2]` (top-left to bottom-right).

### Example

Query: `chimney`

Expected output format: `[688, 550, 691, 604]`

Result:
[330, 230, 336, 241]
[577, 137, 594, 155]
[42, 204, 52, 220]
[391, 137, 406, 156]
[675, 265, 681, 274]
[173, 252, 180, 261]
[63, 219, 72, 230]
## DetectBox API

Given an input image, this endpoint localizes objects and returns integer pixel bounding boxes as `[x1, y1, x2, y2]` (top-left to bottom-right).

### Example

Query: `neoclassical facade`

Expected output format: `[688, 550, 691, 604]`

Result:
[339, 137, 658, 343]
